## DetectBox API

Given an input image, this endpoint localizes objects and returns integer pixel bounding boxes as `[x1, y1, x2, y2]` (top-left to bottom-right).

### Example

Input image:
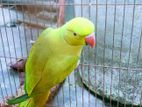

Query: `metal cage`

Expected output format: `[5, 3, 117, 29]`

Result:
[0, 0, 142, 107]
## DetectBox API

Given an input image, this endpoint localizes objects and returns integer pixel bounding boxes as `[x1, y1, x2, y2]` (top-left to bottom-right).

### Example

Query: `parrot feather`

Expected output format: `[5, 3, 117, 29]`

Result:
[7, 94, 29, 105]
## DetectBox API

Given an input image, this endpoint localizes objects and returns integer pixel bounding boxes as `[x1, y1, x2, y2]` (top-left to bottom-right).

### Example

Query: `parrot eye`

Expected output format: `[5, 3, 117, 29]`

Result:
[73, 32, 77, 36]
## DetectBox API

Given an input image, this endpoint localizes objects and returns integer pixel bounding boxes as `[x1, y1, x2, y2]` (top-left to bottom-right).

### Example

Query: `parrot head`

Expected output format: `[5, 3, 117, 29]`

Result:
[62, 17, 96, 48]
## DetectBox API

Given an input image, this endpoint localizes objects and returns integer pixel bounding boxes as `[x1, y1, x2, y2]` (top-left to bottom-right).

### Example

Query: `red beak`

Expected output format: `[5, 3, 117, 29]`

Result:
[85, 33, 96, 48]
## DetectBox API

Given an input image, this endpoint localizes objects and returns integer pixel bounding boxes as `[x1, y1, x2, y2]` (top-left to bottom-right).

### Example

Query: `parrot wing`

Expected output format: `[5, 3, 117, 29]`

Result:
[42, 55, 80, 87]
[25, 28, 53, 96]
[26, 54, 80, 94]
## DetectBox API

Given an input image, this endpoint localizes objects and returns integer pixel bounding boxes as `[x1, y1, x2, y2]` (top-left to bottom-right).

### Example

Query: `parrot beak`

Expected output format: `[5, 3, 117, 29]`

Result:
[85, 32, 96, 48]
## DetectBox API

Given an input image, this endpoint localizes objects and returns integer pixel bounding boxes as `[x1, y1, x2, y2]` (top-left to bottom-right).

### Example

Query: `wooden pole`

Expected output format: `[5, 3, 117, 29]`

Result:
[57, 0, 65, 27]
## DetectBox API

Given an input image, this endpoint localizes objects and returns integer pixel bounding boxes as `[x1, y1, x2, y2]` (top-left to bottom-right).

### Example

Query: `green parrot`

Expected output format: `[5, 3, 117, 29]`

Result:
[7, 17, 96, 107]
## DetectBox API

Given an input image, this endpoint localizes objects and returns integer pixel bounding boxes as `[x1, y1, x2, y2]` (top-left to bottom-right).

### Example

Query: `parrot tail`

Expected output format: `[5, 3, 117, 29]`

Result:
[20, 91, 50, 107]
[7, 93, 30, 105]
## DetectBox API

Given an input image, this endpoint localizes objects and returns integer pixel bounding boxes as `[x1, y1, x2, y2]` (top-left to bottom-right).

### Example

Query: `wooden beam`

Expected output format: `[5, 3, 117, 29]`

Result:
[57, 0, 65, 27]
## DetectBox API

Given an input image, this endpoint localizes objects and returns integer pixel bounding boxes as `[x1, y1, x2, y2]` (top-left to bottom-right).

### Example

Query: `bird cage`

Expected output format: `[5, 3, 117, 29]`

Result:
[0, 0, 142, 107]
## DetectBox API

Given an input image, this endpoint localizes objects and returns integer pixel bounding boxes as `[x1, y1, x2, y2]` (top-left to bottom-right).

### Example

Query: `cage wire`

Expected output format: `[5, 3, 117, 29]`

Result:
[0, 0, 142, 107]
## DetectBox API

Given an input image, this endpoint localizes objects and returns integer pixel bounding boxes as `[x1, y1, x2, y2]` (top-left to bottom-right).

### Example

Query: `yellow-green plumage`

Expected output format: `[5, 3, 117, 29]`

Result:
[7, 17, 95, 107]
